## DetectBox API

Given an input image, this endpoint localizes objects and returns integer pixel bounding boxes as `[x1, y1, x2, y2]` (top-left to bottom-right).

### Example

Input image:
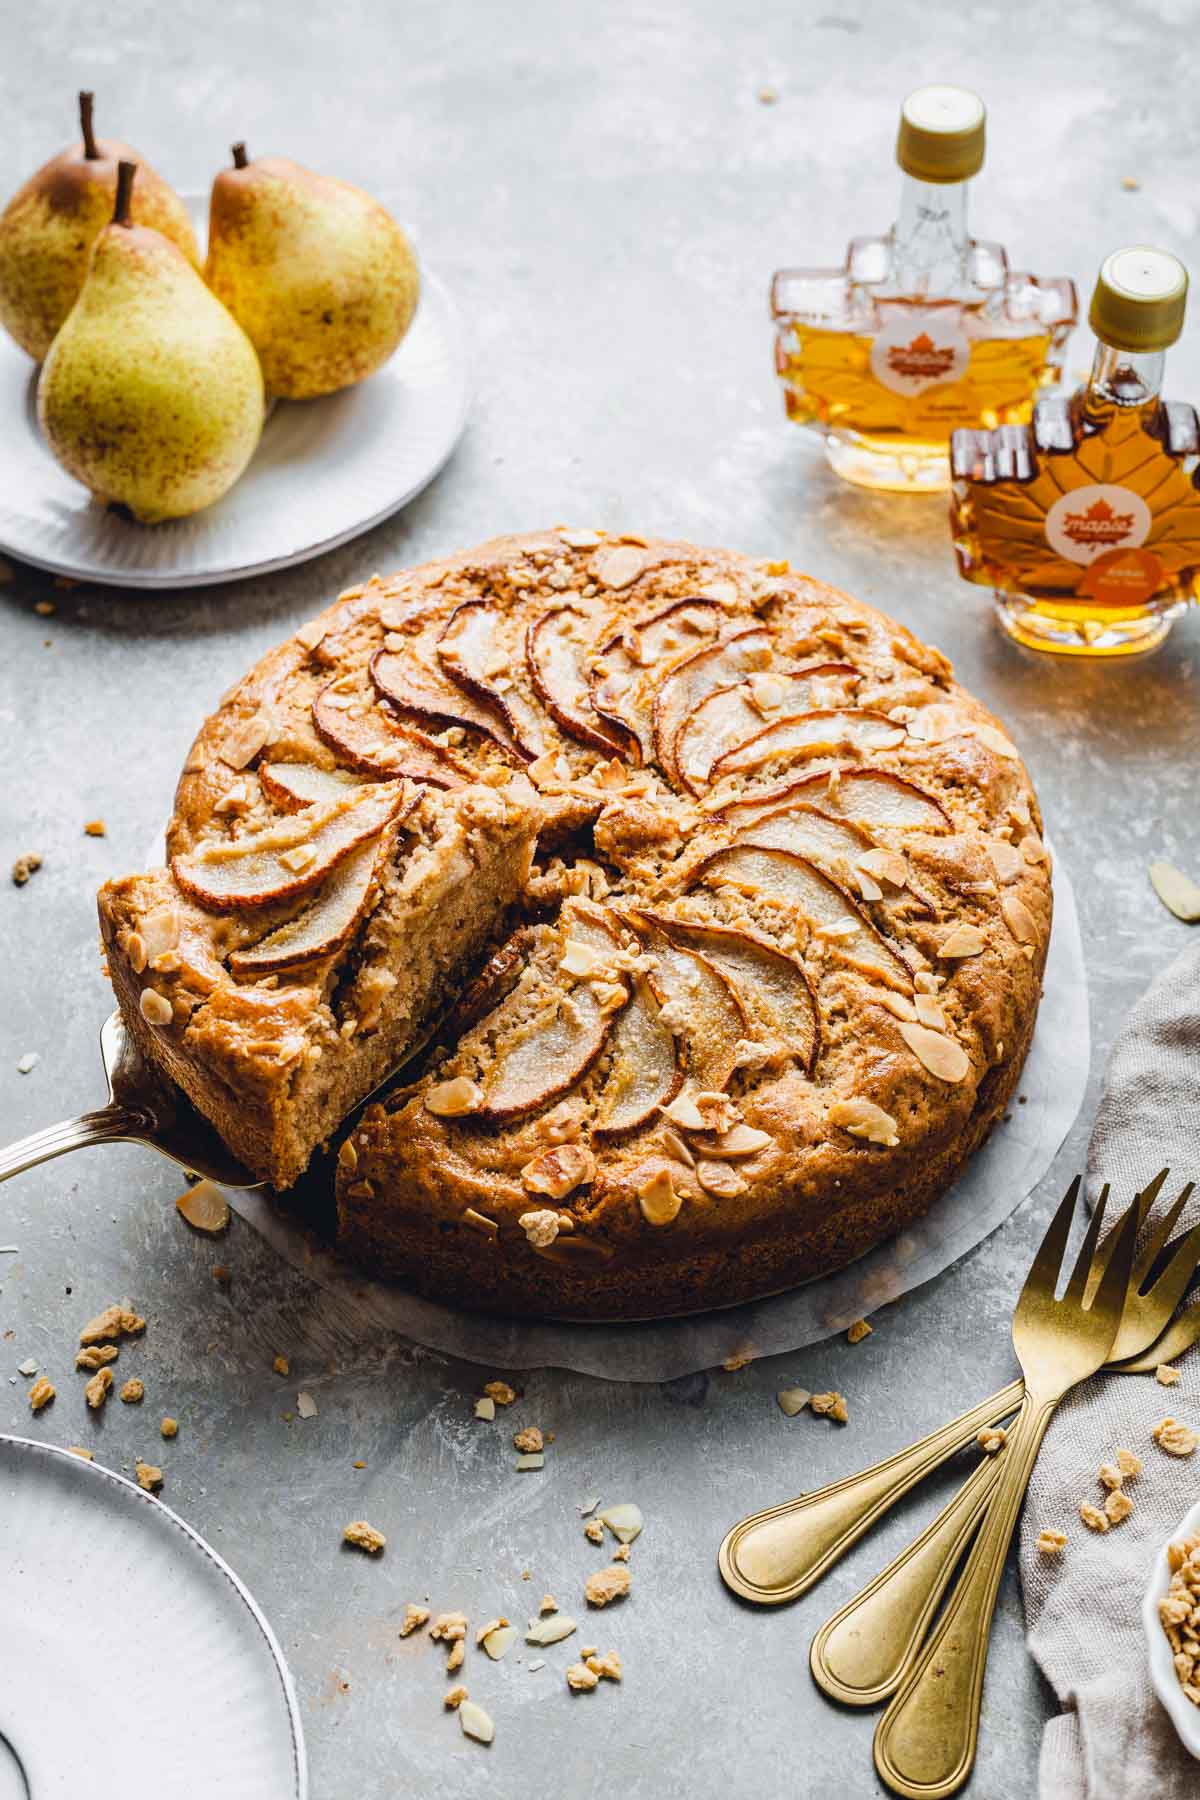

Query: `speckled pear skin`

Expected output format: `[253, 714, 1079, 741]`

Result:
[37, 220, 265, 524]
[0, 137, 199, 362]
[205, 154, 420, 400]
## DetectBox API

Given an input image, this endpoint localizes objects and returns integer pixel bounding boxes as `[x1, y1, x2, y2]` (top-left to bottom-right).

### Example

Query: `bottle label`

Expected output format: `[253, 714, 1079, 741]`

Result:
[869, 311, 971, 397]
[1043, 483, 1152, 564]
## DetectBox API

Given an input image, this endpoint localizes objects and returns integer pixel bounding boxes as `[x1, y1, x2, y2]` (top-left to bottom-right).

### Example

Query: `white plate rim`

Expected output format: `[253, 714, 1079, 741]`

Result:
[0, 1430, 309, 1796]
[0, 229, 470, 591]
[1141, 1493, 1200, 1760]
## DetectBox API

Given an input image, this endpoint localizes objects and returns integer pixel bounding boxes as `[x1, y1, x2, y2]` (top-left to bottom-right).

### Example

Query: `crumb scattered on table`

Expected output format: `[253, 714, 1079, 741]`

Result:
[76, 1344, 119, 1371]
[28, 1376, 54, 1412]
[443, 1685, 467, 1710]
[513, 1425, 543, 1453]
[484, 1380, 516, 1406]
[343, 1519, 386, 1554]
[11, 853, 42, 887]
[846, 1319, 872, 1344]
[135, 1461, 163, 1492]
[400, 1603, 430, 1637]
[272, 1355, 290, 1377]
[977, 1427, 1007, 1455]
[1157, 1364, 1182, 1387]
[119, 1378, 144, 1405]
[1153, 1417, 1198, 1457]
[811, 1391, 849, 1423]
[1037, 1529, 1067, 1554]
[84, 1367, 113, 1409]
[160, 1417, 177, 1438]
[79, 1304, 144, 1346]
[83, 819, 106, 838]
[584, 1565, 631, 1608]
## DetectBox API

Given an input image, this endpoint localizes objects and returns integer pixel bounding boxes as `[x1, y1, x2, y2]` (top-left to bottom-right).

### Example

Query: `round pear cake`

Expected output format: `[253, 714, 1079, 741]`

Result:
[99, 529, 1051, 1320]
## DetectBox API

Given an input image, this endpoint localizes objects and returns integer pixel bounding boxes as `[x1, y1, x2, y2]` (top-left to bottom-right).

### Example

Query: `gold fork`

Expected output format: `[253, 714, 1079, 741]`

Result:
[811, 1176, 1200, 1708]
[871, 1180, 1140, 1797]
[716, 1170, 1172, 1608]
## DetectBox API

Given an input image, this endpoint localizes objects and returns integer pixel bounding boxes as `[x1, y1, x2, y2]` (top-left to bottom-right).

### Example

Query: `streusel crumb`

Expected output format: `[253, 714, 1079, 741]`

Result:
[443, 1685, 468, 1709]
[484, 1380, 516, 1406]
[584, 1565, 631, 1608]
[1079, 1502, 1109, 1534]
[566, 1661, 600, 1691]
[1153, 1417, 1198, 1457]
[400, 1603, 430, 1637]
[1159, 1531, 1200, 1706]
[1105, 1490, 1134, 1525]
[811, 1391, 849, 1423]
[343, 1519, 386, 1554]
[513, 1426, 544, 1454]
[846, 1319, 873, 1345]
[84, 1367, 113, 1410]
[584, 1518, 604, 1543]
[28, 1376, 55, 1412]
[1156, 1364, 1183, 1387]
[135, 1461, 163, 1491]
[977, 1427, 1006, 1455]
[119, 1378, 144, 1405]
[1036, 1529, 1067, 1554]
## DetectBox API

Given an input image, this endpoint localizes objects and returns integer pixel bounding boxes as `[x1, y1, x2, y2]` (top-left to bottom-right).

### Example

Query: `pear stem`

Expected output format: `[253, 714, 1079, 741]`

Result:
[80, 91, 99, 160]
[113, 161, 136, 228]
[232, 142, 249, 169]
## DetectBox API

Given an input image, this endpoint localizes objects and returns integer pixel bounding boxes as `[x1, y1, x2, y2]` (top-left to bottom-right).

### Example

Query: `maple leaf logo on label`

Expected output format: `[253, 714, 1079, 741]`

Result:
[1044, 483, 1153, 566]
[885, 333, 958, 381]
[869, 311, 970, 397]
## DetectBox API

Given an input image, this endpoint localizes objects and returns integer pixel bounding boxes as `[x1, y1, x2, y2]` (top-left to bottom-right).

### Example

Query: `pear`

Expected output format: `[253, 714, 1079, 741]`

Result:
[0, 91, 199, 362]
[38, 163, 264, 524]
[205, 143, 420, 399]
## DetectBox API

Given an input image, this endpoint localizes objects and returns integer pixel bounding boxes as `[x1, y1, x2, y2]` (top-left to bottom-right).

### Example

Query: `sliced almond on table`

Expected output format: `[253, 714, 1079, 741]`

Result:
[175, 1181, 230, 1235]
[599, 1502, 643, 1543]
[1150, 859, 1200, 923]
[458, 1700, 494, 1744]
[172, 783, 411, 912]
[525, 1614, 577, 1646]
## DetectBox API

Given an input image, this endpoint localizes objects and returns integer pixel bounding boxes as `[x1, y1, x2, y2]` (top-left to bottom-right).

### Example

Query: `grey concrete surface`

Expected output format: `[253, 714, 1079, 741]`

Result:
[2, 3, 1199, 1796]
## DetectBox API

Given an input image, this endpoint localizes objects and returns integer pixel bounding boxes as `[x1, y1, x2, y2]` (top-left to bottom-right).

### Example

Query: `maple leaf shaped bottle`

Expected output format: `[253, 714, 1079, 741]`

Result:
[952, 246, 1199, 655]
[771, 86, 1077, 493]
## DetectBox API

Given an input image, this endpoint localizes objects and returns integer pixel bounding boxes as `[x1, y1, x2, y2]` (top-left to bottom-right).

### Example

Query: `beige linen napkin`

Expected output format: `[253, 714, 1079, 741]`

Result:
[1020, 937, 1200, 1799]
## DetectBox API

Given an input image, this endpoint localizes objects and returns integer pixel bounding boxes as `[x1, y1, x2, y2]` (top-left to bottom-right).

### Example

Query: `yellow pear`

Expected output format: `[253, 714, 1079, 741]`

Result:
[205, 143, 420, 399]
[0, 91, 200, 362]
[38, 163, 264, 524]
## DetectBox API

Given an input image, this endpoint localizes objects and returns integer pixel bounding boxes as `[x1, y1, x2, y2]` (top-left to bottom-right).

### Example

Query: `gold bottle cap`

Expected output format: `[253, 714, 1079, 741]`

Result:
[1089, 246, 1188, 352]
[896, 86, 986, 184]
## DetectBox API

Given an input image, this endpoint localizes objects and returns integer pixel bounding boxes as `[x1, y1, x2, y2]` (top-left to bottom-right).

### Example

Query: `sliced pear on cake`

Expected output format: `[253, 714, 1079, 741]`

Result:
[229, 835, 383, 975]
[370, 646, 527, 763]
[690, 844, 912, 986]
[709, 710, 907, 782]
[714, 766, 952, 833]
[622, 909, 750, 1091]
[474, 904, 629, 1123]
[676, 663, 859, 793]
[526, 605, 637, 758]
[437, 601, 546, 760]
[736, 804, 935, 918]
[172, 781, 414, 911]
[313, 677, 465, 786]
[589, 599, 723, 760]
[259, 761, 363, 811]
[592, 972, 682, 1136]
[641, 913, 819, 1072]
[650, 627, 771, 786]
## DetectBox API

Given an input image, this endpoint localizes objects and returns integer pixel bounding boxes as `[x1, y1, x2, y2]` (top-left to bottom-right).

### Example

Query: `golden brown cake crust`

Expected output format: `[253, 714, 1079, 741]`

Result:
[100, 527, 1052, 1316]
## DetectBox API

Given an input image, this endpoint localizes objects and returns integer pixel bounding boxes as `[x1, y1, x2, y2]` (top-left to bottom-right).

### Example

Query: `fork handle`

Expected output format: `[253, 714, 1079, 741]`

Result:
[873, 1394, 1051, 1798]
[810, 1447, 1006, 1705]
[0, 1104, 151, 1184]
[717, 1376, 1024, 1605]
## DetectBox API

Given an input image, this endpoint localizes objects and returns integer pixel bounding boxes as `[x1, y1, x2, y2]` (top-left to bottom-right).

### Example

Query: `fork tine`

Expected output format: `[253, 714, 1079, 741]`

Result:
[1065, 1183, 1110, 1304]
[1133, 1184, 1192, 1289]
[1021, 1175, 1081, 1303]
[1142, 1216, 1200, 1315]
[1137, 1167, 1171, 1211]
[1088, 1197, 1142, 1321]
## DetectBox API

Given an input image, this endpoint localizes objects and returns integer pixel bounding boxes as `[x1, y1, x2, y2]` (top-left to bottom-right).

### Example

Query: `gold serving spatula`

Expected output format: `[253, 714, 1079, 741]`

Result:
[872, 1181, 1140, 1797]
[717, 1171, 1173, 1608]
[0, 1011, 260, 1189]
[812, 1176, 1200, 1709]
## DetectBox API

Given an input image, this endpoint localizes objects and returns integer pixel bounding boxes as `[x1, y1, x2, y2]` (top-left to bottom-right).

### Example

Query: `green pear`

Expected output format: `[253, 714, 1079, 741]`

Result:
[205, 143, 420, 399]
[0, 91, 200, 362]
[38, 162, 264, 524]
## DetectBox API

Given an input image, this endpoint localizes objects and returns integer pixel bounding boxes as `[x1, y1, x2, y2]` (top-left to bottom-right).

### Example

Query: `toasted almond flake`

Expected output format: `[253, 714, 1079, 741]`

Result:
[661, 1092, 707, 1131]
[175, 1180, 230, 1235]
[811, 1391, 848, 1423]
[1150, 859, 1200, 922]
[584, 1564, 631, 1607]
[482, 1623, 516, 1660]
[846, 1319, 873, 1345]
[704, 1124, 771, 1159]
[914, 993, 948, 1030]
[973, 722, 1020, 759]
[400, 1603, 430, 1636]
[989, 839, 1024, 884]
[139, 988, 173, 1026]
[459, 1700, 494, 1744]
[637, 1168, 682, 1226]
[827, 1097, 900, 1147]
[898, 1022, 970, 1084]
[521, 1143, 594, 1200]
[559, 527, 602, 549]
[297, 1391, 318, 1419]
[1037, 1529, 1067, 1554]
[599, 1503, 643, 1544]
[696, 1159, 748, 1198]
[1157, 1364, 1183, 1386]
[777, 1387, 811, 1417]
[474, 1396, 496, 1421]
[858, 848, 909, 889]
[592, 545, 646, 591]
[337, 1139, 358, 1175]
[748, 671, 787, 715]
[1001, 894, 1039, 945]
[939, 922, 986, 959]
[560, 936, 602, 977]
[343, 1519, 386, 1553]
[525, 1613, 577, 1646]
[294, 617, 328, 651]
[425, 1076, 483, 1118]
[658, 1127, 695, 1167]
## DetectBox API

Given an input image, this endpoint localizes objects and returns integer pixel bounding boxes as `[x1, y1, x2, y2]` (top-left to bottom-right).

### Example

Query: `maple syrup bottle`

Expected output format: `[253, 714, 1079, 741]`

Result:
[771, 86, 1077, 493]
[952, 247, 1198, 655]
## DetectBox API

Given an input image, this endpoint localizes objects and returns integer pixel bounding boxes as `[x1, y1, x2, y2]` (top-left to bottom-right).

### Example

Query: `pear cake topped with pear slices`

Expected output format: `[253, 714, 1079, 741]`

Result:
[98, 529, 1051, 1320]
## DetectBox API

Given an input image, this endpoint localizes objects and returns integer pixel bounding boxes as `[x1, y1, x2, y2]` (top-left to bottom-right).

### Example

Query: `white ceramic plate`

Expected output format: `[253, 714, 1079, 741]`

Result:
[1142, 1495, 1200, 1760]
[0, 1434, 307, 1797]
[0, 197, 469, 588]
